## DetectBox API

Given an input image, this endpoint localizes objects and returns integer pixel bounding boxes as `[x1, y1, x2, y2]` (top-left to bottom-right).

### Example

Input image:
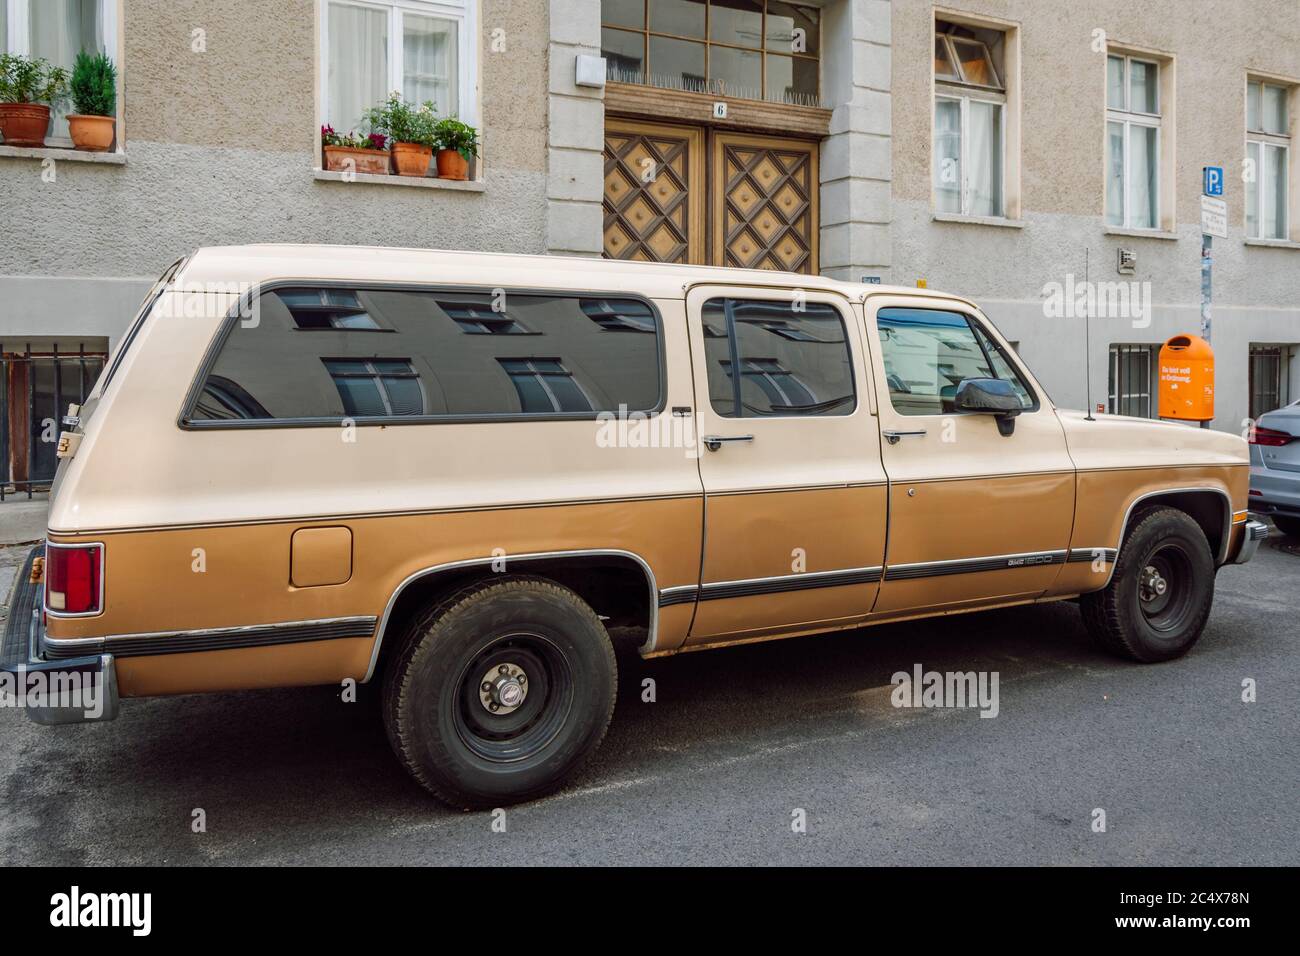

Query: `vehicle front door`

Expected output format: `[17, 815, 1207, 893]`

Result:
[865, 296, 1076, 617]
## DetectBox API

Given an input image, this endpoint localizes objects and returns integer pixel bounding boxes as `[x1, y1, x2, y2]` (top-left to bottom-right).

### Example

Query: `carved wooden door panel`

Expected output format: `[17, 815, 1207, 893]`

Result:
[602, 119, 705, 264]
[711, 132, 819, 274]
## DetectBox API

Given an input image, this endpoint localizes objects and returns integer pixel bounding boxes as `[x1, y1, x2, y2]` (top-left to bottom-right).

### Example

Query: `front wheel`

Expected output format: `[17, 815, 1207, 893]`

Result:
[382, 576, 617, 809]
[1080, 507, 1215, 662]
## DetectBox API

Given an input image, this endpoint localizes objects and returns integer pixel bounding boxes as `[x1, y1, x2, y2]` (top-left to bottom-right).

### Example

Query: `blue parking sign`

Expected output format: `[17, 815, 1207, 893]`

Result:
[1204, 166, 1224, 196]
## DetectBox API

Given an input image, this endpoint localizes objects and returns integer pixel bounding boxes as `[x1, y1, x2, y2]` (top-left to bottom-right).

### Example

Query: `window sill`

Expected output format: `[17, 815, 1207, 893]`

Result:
[313, 169, 485, 192]
[931, 212, 1024, 229]
[1244, 238, 1300, 250]
[0, 144, 126, 164]
[1104, 225, 1177, 240]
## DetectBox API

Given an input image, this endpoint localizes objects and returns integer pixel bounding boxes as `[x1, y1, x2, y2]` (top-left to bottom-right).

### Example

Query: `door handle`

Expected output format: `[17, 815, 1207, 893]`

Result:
[702, 434, 754, 452]
[882, 429, 927, 445]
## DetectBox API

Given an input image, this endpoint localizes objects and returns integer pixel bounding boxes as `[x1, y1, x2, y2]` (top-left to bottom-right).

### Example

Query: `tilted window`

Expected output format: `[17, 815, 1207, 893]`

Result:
[702, 298, 855, 417]
[186, 287, 663, 424]
[933, 20, 1006, 218]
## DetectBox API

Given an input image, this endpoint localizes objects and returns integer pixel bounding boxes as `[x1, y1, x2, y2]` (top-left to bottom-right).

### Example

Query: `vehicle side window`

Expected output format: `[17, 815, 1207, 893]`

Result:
[702, 298, 856, 418]
[186, 288, 662, 423]
[875, 307, 1035, 416]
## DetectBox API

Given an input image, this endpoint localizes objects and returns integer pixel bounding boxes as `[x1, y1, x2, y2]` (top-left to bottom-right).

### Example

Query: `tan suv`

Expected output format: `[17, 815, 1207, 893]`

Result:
[3, 245, 1265, 808]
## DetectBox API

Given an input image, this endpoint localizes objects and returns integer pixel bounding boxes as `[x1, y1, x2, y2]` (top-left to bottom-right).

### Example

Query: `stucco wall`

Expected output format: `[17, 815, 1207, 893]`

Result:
[889, 0, 1300, 430]
[0, 0, 550, 343]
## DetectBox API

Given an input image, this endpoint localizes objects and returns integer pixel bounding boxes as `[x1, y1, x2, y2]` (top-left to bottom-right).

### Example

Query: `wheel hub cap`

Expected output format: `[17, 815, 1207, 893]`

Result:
[1139, 565, 1169, 603]
[479, 662, 528, 715]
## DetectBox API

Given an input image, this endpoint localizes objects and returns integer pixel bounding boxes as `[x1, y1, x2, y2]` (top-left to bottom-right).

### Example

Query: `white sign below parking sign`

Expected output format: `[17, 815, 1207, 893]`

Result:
[1200, 195, 1227, 238]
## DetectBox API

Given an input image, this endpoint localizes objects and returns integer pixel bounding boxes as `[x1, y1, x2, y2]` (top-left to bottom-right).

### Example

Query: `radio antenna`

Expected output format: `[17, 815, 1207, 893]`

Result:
[1084, 247, 1095, 421]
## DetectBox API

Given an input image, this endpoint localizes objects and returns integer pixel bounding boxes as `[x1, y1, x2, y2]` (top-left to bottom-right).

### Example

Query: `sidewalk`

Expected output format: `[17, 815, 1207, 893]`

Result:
[0, 494, 47, 623]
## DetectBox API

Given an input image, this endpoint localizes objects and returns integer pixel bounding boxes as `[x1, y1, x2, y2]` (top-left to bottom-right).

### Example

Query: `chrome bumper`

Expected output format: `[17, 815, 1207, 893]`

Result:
[1, 544, 120, 724]
[1232, 520, 1269, 565]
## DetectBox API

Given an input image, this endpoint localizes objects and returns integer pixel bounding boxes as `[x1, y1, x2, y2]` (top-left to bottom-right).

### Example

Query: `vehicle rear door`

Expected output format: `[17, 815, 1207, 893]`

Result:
[682, 285, 888, 645]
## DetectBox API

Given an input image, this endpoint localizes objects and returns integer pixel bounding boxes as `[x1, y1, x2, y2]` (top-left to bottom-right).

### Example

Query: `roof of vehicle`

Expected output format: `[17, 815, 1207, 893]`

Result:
[177, 243, 968, 304]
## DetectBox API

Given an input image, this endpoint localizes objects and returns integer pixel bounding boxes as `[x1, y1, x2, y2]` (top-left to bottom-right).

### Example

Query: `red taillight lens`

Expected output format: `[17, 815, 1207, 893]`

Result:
[45, 544, 102, 614]
[1249, 426, 1296, 446]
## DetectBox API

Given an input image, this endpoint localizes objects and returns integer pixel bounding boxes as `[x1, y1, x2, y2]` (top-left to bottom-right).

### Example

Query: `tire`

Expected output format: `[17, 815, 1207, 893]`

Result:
[1080, 506, 1215, 663]
[382, 576, 617, 810]
[1271, 514, 1300, 538]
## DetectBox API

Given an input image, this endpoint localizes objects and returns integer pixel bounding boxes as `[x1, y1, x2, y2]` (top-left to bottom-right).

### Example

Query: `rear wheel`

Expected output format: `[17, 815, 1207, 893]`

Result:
[1081, 507, 1215, 663]
[1271, 514, 1300, 538]
[382, 576, 617, 809]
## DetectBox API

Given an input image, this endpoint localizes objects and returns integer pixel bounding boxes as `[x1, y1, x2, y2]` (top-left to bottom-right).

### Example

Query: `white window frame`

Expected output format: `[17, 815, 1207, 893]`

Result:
[934, 88, 1007, 218]
[2, 0, 120, 149]
[1106, 54, 1162, 231]
[1246, 79, 1291, 240]
[318, 0, 478, 132]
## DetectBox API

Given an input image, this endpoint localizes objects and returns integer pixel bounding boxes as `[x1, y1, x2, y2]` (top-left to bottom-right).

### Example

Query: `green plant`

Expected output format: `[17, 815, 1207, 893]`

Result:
[70, 50, 116, 117]
[362, 93, 438, 148]
[433, 118, 479, 161]
[0, 53, 70, 105]
[322, 125, 387, 150]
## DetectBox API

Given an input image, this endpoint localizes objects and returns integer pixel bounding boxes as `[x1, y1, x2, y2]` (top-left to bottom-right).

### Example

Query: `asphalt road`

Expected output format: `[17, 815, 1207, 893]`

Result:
[2, 534, 1297, 866]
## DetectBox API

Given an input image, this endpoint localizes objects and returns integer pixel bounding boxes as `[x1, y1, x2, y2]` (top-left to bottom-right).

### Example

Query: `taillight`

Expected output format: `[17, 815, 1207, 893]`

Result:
[45, 544, 103, 615]
[1249, 426, 1296, 446]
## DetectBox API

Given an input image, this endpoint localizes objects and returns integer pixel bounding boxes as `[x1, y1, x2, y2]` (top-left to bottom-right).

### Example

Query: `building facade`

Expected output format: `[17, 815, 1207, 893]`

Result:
[1, 0, 1297, 488]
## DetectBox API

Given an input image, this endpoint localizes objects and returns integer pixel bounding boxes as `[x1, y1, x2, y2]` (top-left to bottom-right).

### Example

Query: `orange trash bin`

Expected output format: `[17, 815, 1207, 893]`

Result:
[1158, 335, 1214, 422]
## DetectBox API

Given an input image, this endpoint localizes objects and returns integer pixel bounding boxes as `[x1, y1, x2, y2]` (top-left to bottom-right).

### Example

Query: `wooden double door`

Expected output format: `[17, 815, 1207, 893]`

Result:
[603, 119, 819, 273]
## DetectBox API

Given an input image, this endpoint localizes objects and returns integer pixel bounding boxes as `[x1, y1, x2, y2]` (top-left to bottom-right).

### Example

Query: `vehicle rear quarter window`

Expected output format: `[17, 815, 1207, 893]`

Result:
[875, 307, 1035, 416]
[702, 298, 856, 417]
[186, 288, 663, 423]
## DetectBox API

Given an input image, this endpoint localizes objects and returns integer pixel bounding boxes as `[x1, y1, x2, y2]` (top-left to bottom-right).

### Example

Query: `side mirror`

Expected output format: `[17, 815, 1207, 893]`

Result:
[954, 378, 1023, 437]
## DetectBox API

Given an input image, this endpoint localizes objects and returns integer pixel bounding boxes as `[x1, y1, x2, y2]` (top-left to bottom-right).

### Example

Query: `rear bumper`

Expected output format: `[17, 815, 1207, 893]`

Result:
[1248, 464, 1300, 518]
[1232, 520, 1269, 565]
[1, 544, 119, 724]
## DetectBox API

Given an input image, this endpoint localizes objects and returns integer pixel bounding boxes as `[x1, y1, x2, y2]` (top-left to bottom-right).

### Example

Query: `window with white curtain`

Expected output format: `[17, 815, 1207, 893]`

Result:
[2, 0, 117, 144]
[1246, 79, 1291, 241]
[320, 0, 473, 136]
[932, 22, 1005, 218]
[1106, 53, 1161, 230]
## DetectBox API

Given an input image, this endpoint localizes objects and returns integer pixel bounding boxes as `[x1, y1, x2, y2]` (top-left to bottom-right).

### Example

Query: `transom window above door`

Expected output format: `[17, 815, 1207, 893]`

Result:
[600, 0, 822, 107]
[319, 0, 476, 134]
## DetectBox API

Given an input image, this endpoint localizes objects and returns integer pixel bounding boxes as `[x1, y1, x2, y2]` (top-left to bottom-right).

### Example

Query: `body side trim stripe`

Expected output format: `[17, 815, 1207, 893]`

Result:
[41, 616, 378, 660]
[883, 550, 1068, 581]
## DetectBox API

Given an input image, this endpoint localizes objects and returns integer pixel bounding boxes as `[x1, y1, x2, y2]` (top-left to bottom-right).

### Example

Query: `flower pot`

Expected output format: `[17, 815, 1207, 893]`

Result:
[0, 103, 52, 148]
[436, 148, 470, 181]
[67, 114, 116, 152]
[391, 142, 433, 177]
[323, 145, 390, 176]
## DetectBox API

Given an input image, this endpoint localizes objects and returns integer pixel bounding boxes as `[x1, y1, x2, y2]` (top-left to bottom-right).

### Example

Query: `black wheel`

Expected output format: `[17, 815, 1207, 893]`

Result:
[382, 576, 617, 809]
[1080, 506, 1215, 663]
[1271, 514, 1300, 538]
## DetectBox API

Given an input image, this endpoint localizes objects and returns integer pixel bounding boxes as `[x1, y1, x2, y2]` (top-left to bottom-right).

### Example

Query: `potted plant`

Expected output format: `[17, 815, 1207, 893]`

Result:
[432, 118, 479, 181]
[321, 125, 390, 175]
[0, 53, 69, 148]
[363, 93, 437, 177]
[67, 50, 117, 151]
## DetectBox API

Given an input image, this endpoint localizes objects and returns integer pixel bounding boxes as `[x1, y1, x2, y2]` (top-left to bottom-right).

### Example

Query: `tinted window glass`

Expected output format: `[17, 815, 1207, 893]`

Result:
[702, 298, 855, 417]
[188, 288, 662, 422]
[875, 307, 1034, 416]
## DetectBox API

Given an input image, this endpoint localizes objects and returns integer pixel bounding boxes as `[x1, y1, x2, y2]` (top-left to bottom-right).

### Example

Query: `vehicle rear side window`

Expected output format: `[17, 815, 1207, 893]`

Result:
[701, 298, 856, 417]
[185, 288, 663, 424]
[875, 307, 1035, 416]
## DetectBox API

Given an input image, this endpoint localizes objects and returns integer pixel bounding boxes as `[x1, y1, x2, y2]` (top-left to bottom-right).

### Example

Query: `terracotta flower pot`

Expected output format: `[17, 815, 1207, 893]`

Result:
[391, 142, 433, 177]
[436, 148, 470, 181]
[0, 103, 52, 148]
[323, 145, 390, 176]
[68, 114, 116, 152]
